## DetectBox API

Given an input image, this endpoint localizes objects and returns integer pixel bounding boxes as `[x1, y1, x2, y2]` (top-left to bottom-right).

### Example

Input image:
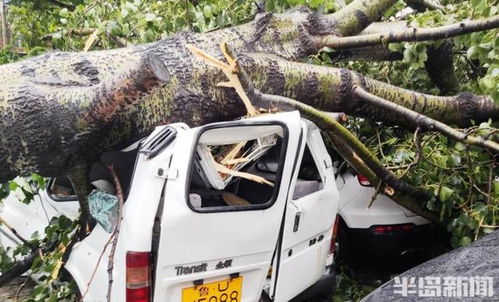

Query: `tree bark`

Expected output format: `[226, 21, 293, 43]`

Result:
[326, 0, 398, 36]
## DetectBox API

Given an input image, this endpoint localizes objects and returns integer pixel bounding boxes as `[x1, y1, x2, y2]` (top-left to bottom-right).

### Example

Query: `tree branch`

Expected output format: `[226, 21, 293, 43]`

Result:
[237, 53, 498, 126]
[326, 0, 398, 36]
[424, 42, 460, 95]
[68, 164, 93, 237]
[353, 85, 499, 153]
[106, 165, 124, 302]
[321, 15, 499, 49]
[231, 61, 440, 223]
[81, 230, 114, 300]
[0, 249, 39, 287]
[252, 92, 440, 223]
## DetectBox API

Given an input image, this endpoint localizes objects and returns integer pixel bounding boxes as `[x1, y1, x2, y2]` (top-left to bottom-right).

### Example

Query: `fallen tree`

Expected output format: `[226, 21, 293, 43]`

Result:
[0, 0, 497, 298]
[0, 0, 497, 183]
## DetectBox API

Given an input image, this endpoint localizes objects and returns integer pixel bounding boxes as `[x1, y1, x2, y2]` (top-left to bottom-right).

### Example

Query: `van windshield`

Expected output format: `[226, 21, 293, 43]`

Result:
[187, 124, 287, 211]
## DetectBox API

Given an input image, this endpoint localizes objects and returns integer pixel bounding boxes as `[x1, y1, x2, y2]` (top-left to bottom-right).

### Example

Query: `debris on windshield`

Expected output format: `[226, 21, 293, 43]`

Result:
[88, 190, 118, 233]
[198, 134, 277, 189]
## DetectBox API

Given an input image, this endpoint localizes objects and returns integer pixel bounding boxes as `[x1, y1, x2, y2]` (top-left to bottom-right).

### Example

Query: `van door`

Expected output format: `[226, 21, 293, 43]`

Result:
[272, 121, 339, 302]
[152, 112, 303, 302]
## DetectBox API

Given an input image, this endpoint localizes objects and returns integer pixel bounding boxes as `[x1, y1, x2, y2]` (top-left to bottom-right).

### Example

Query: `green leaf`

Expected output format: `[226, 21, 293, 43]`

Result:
[59, 8, 69, 18]
[455, 142, 466, 151]
[203, 6, 213, 18]
[144, 13, 156, 22]
[493, 181, 499, 194]
[460, 236, 472, 246]
[470, 0, 481, 7]
[309, 0, 323, 8]
[439, 186, 454, 202]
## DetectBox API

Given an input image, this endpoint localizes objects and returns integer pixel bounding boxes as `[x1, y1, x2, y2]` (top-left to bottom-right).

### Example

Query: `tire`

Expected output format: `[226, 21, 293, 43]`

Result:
[336, 218, 351, 264]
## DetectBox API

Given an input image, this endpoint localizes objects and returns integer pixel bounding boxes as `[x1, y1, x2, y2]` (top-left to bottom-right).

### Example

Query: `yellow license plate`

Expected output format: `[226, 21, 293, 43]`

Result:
[182, 276, 243, 302]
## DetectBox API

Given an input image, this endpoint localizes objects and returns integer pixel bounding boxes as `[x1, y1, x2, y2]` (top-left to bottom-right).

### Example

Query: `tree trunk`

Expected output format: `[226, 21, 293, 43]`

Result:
[0, 1, 497, 183]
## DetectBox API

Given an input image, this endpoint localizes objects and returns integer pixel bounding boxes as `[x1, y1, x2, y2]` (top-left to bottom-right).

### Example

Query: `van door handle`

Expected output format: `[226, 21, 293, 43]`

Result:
[290, 201, 302, 232]
[293, 212, 301, 232]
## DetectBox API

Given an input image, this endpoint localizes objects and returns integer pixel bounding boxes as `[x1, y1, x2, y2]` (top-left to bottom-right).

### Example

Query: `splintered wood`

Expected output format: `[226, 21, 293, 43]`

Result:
[186, 42, 258, 117]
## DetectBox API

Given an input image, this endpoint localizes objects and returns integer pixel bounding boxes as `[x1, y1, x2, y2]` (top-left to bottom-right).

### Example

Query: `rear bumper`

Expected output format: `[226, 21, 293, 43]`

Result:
[345, 223, 442, 258]
[290, 265, 336, 302]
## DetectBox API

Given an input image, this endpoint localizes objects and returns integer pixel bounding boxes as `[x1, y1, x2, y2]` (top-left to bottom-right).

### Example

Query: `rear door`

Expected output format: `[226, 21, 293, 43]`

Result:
[153, 112, 303, 302]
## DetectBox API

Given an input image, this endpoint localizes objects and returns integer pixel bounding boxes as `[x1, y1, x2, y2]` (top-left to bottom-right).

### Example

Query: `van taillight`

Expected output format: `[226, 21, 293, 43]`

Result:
[330, 215, 340, 254]
[126, 251, 151, 302]
[357, 174, 372, 187]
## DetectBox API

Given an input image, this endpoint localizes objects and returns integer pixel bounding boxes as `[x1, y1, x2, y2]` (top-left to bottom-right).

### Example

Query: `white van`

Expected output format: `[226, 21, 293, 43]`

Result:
[0, 111, 340, 302]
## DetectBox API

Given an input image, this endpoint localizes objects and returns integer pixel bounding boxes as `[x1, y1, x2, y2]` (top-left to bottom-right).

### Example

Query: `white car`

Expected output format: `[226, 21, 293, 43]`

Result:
[335, 168, 440, 262]
[0, 112, 340, 302]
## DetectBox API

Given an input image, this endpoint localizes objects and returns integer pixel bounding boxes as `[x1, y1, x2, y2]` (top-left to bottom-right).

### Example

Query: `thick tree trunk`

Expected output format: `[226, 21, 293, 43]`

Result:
[0, 1, 497, 183]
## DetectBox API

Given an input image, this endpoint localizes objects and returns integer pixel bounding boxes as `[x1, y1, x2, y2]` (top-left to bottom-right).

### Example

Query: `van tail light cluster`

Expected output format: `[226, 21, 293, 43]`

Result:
[126, 251, 151, 302]
[330, 215, 340, 254]
[357, 174, 372, 187]
[371, 224, 415, 235]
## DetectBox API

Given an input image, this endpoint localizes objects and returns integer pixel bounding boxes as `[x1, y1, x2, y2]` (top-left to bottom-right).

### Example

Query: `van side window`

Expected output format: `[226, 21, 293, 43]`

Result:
[292, 144, 323, 199]
[47, 177, 76, 200]
[188, 124, 286, 211]
[47, 144, 140, 202]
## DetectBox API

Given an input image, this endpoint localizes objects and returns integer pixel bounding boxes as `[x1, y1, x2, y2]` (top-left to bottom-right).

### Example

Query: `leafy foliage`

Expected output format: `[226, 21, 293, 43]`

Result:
[0, 178, 78, 301]
[310, 0, 499, 246]
[347, 119, 499, 246]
